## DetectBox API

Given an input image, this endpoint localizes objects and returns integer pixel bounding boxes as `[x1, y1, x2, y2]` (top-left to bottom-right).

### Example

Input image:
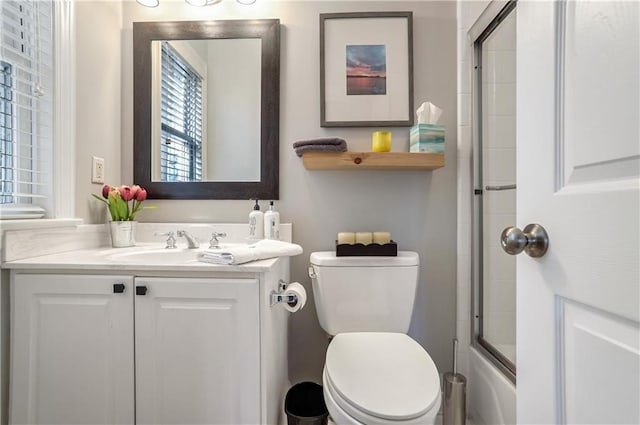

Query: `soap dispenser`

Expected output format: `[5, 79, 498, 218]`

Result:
[263, 201, 280, 240]
[248, 199, 264, 240]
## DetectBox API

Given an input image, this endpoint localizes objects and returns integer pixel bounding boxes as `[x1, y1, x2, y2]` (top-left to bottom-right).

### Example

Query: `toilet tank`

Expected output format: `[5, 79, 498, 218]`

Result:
[309, 251, 419, 335]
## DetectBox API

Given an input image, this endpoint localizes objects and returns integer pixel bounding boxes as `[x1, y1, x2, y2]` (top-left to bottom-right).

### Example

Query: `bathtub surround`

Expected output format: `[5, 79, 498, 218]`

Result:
[468, 346, 516, 424]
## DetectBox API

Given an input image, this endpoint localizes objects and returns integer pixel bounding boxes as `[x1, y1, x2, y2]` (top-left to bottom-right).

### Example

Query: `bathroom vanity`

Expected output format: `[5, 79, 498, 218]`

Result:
[2, 224, 293, 425]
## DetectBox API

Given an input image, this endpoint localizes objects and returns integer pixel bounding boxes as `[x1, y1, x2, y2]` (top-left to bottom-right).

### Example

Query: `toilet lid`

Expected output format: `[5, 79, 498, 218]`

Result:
[325, 332, 440, 421]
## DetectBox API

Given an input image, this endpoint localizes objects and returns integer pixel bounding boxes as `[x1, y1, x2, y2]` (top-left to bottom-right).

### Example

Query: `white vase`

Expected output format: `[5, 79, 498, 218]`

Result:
[110, 221, 136, 248]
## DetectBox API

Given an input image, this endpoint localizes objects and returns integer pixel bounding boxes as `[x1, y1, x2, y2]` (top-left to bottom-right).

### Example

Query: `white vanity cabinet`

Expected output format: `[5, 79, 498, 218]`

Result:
[10, 274, 136, 424]
[134, 277, 260, 425]
[9, 261, 290, 425]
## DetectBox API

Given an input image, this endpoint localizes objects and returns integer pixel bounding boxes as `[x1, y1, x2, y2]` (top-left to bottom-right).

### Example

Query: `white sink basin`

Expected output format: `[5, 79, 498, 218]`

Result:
[105, 244, 248, 264]
[107, 248, 202, 264]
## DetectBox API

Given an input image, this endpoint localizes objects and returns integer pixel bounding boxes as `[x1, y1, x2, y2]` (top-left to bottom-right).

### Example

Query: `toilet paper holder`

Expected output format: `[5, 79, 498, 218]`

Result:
[270, 280, 299, 306]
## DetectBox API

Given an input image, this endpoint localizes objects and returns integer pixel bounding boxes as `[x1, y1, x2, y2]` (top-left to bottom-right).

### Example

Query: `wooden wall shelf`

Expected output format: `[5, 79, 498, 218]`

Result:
[302, 151, 445, 170]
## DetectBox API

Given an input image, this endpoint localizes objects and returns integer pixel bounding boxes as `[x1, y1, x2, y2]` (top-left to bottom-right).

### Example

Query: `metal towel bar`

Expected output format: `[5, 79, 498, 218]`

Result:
[485, 184, 516, 191]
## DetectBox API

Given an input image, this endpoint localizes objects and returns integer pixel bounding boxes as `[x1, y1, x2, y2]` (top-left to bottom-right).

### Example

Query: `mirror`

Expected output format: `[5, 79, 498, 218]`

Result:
[133, 19, 280, 199]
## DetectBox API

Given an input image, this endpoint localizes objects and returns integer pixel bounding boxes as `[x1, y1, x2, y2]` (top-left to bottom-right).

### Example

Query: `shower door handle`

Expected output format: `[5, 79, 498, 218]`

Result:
[485, 184, 516, 191]
[500, 224, 549, 258]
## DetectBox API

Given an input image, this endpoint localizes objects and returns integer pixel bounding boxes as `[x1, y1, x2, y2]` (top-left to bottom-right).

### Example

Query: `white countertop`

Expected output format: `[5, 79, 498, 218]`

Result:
[2, 223, 295, 274]
[2, 243, 281, 273]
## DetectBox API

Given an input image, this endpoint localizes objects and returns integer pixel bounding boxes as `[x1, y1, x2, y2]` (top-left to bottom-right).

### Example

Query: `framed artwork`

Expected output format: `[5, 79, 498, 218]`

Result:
[320, 12, 414, 127]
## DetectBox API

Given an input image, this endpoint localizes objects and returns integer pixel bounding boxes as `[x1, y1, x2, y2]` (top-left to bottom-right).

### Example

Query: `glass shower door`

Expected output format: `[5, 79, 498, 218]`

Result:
[474, 3, 517, 377]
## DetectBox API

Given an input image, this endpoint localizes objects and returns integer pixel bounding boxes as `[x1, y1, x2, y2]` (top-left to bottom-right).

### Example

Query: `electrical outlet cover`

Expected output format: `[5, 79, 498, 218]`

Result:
[92, 156, 105, 184]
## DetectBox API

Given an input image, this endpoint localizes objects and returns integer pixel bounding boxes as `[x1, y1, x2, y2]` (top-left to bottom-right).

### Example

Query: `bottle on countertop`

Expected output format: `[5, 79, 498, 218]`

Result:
[248, 199, 264, 239]
[263, 201, 280, 240]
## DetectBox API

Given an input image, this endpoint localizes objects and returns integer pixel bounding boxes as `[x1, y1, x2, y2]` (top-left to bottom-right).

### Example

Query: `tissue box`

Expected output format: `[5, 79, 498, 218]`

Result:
[409, 124, 445, 153]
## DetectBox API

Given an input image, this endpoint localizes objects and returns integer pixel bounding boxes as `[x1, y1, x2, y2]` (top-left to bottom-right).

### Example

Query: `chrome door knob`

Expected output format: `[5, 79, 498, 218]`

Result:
[500, 224, 549, 258]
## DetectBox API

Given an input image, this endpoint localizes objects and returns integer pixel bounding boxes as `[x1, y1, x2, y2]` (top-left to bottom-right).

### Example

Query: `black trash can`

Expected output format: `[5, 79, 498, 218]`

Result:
[285, 382, 329, 425]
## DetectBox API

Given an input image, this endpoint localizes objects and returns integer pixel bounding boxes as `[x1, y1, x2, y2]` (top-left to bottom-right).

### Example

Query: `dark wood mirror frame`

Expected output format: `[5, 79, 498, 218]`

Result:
[133, 19, 280, 199]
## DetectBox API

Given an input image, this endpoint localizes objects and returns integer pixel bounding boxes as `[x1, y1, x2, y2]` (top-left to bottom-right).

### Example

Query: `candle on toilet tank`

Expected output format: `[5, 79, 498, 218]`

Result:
[373, 232, 391, 244]
[337, 232, 356, 244]
[355, 232, 373, 245]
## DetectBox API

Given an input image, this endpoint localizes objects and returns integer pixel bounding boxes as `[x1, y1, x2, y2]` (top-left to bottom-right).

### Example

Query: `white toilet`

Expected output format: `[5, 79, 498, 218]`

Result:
[309, 251, 441, 425]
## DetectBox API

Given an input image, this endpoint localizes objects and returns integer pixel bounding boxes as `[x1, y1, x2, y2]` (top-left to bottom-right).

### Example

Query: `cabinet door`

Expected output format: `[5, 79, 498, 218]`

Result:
[10, 274, 135, 425]
[134, 277, 260, 425]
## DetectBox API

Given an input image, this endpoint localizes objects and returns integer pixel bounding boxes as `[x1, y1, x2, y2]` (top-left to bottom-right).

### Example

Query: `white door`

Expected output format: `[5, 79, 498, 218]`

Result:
[517, 1, 639, 424]
[10, 274, 135, 424]
[134, 277, 260, 425]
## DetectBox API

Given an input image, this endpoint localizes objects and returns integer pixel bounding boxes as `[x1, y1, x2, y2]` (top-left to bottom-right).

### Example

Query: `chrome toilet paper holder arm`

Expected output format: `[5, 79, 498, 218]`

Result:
[270, 280, 299, 307]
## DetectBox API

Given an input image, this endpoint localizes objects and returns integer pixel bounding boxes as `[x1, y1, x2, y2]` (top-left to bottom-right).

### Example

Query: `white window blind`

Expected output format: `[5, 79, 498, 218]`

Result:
[160, 41, 203, 182]
[0, 0, 53, 219]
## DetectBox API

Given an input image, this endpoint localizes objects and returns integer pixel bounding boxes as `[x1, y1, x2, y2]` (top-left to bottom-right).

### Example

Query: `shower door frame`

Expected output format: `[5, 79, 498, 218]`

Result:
[470, 0, 517, 384]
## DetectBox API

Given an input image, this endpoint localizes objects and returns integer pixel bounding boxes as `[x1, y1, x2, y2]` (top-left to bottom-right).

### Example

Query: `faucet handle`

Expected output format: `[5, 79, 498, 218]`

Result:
[209, 232, 227, 249]
[155, 231, 177, 249]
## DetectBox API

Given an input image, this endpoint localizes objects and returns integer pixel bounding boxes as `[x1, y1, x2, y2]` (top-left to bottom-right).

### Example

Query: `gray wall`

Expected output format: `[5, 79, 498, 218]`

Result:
[116, 0, 456, 382]
[75, 1, 124, 223]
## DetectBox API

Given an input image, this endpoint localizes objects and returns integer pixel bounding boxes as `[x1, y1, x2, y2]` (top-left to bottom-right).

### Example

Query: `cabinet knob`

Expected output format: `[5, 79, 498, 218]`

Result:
[136, 285, 148, 296]
[113, 283, 125, 294]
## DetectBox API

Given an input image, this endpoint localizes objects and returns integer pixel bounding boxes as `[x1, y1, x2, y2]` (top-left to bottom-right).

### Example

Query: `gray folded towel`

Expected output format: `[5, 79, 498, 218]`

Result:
[294, 144, 347, 157]
[293, 138, 347, 157]
[293, 137, 347, 148]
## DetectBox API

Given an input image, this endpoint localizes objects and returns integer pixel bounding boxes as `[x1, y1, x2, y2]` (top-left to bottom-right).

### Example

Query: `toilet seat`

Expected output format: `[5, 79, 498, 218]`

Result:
[323, 333, 441, 424]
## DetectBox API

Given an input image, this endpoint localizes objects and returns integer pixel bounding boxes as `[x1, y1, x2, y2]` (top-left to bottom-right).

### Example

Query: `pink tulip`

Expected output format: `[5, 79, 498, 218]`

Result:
[134, 188, 147, 202]
[119, 185, 134, 201]
[93, 184, 150, 222]
[101, 184, 112, 199]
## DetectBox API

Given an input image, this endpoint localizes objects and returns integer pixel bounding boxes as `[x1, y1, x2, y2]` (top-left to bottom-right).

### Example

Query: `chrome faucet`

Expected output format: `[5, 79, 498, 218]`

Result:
[176, 230, 200, 249]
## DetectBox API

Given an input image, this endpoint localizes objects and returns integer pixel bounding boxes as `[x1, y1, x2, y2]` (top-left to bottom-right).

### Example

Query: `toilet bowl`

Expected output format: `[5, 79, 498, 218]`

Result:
[309, 252, 441, 424]
[322, 333, 441, 425]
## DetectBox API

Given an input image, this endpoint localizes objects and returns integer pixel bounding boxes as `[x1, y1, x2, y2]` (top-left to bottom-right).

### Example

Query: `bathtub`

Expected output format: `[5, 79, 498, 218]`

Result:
[468, 347, 516, 425]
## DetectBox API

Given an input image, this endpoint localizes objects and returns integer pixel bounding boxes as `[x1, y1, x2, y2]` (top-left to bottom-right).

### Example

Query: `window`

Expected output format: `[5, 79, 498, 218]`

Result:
[1, 61, 14, 205]
[160, 41, 203, 182]
[0, 0, 54, 219]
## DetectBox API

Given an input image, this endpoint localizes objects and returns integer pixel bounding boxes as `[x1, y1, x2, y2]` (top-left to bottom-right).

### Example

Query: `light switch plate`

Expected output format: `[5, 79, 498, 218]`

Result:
[92, 156, 105, 184]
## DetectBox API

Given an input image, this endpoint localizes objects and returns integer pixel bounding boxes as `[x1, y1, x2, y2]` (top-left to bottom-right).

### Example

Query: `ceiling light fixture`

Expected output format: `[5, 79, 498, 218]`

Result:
[136, 0, 159, 7]
[184, 0, 221, 6]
